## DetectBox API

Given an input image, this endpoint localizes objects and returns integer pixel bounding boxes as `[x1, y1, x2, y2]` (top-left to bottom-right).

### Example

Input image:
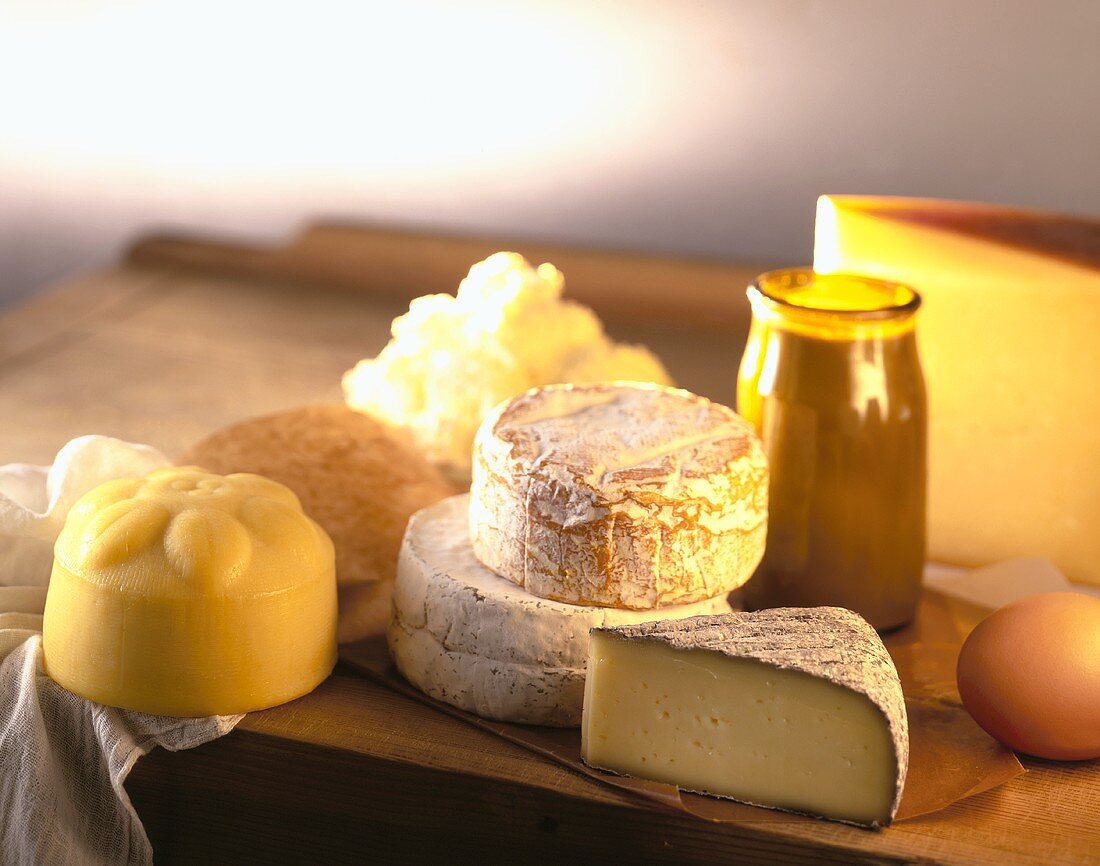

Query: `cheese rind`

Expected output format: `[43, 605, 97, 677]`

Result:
[388, 615, 585, 727]
[581, 608, 908, 827]
[470, 382, 768, 609]
[43, 467, 338, 716]
[389, 494, 735, 725]
[814, 195, 1100, 585]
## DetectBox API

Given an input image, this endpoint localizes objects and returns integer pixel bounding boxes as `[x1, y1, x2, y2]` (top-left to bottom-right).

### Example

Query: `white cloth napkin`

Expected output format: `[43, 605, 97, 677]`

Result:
[0, 436, 243, 866]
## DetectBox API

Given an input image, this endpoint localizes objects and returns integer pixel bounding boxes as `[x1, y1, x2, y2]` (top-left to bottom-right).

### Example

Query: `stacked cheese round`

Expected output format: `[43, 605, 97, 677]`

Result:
[43, 467, 338, 716]
[389, 495, 735, 726]
[470, 382, 768, 609]
[388, 382, 769, 727]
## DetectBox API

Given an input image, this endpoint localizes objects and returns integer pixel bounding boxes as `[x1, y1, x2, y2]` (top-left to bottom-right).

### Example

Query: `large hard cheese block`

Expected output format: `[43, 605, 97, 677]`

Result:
[389, 494, 735, 726]
[470, 382, 768, 609]
[814, 195, 1100, 585]
[43, 467, 338, 716]
[582, 608, 908, 827]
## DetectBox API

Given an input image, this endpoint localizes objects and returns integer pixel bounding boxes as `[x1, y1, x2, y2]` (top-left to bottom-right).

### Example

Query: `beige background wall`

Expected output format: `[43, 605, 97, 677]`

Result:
[1, 0, 1097, 303]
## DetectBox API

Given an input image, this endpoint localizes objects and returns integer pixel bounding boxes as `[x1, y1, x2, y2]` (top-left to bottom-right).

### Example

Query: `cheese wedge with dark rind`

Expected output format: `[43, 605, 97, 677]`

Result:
[582, 607, 908, 827]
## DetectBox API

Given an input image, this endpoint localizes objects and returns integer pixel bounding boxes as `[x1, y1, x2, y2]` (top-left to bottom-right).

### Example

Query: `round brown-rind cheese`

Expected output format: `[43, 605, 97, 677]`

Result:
[470, 382, 768, 609]
[183, 404, 456, 641]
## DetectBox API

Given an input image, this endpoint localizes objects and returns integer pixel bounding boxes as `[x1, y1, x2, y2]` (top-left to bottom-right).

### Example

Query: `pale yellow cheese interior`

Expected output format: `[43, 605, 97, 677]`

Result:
[814, 195, 1100, 585]
[582, 632, 898, 826]
[43, 467, 338, 716]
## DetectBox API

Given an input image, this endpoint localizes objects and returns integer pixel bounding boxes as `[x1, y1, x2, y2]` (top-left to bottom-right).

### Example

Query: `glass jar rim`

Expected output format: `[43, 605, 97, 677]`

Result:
[750, 267, 921, 321]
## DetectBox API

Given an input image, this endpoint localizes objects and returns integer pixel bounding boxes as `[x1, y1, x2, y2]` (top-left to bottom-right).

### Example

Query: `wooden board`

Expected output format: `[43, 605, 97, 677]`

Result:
[128, 221, 768, 331]
[1, 224, 1097, 865]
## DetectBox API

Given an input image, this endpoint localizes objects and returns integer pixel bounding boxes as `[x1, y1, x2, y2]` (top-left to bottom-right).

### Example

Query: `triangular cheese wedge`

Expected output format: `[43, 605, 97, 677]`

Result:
[814, 195, 1100, 585]
[582, 608, 908, 827]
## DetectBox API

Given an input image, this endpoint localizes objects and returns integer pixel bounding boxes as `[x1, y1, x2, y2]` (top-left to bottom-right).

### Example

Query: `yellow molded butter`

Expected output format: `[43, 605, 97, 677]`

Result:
[43, 467, 338, 716]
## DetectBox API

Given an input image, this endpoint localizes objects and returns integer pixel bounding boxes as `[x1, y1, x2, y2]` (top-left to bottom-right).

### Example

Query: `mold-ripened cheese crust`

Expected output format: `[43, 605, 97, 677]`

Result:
[388, 495, 736, 726]
[589, 607, 909, 825]
[387, 616, 586, 727]
[470, 382, 768, 609]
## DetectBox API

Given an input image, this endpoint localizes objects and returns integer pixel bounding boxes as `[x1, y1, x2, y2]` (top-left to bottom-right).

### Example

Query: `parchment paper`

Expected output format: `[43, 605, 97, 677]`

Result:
[340, 589, 1024, 826]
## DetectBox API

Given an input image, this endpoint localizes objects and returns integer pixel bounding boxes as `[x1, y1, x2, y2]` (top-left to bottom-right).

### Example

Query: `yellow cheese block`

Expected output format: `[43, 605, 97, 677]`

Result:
[814, 196, 1100, 585]
[43, 467, 338, 715]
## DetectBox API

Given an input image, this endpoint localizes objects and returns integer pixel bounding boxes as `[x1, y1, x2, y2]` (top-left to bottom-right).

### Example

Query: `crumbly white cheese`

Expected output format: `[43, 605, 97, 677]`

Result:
[342, 252, 671, 484]
[470, 382, 768, 609]
[582, 608, 909, 827]
[388, 495, 734, 726]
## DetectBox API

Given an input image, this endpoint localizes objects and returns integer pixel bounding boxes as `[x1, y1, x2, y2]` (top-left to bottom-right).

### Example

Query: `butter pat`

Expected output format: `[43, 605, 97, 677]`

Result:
[43, 467, 338, 716]
[814, 195, 1100, 585]
[581, 608, 908, 827]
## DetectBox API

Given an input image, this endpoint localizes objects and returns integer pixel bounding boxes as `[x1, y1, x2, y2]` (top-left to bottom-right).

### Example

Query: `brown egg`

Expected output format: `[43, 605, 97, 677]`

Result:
[956, 592, 1100, 760]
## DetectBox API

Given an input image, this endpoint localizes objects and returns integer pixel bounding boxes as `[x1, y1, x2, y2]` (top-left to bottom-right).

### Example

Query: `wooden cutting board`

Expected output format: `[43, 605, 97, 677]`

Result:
[1, 224, 1096, 865]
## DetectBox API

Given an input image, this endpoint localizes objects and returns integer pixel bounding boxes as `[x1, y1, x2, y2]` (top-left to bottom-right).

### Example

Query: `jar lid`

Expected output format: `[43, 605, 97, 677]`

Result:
[748, 268, 921, 338]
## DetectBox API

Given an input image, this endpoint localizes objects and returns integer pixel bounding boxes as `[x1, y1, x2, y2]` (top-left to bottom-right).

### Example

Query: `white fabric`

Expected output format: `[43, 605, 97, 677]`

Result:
[0, 436, 243, 866]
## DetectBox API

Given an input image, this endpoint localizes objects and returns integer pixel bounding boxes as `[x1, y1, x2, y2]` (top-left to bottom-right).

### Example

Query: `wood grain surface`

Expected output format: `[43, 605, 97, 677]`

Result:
[128, 221, 767, 331]
[1, 225, 1097, 865]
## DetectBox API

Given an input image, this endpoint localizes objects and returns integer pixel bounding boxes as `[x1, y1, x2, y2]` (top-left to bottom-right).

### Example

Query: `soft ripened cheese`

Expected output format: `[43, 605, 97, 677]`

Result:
[387, 618, 586, 727]
[582, 608, 908, 827]
[814, 195, 1100, 586]
[343, 251, 671, 484]
[43, 467, 338, 716]
[389, 494, 735, 726]
[470, 382, 768, 609]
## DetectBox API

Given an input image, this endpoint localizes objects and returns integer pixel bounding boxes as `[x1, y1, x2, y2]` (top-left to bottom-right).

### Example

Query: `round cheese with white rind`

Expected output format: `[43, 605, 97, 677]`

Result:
[43, 467, 337, 716]
[470, 382, 768, 609]
[388, 616, 584, 727]
[389, 494, 735, 725]
[397, 494, 736, 667]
